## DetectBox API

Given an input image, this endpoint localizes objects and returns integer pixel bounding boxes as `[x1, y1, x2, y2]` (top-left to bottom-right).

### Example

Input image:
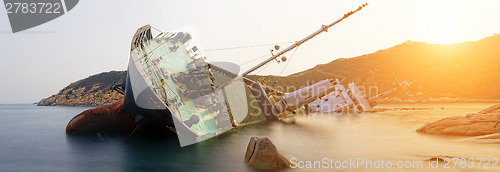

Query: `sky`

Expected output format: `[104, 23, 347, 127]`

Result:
[1, 0, 500, 104]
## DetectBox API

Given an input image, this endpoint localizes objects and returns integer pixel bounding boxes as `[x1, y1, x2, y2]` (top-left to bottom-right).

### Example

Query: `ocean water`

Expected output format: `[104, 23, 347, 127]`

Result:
[0, 103, 499, 171]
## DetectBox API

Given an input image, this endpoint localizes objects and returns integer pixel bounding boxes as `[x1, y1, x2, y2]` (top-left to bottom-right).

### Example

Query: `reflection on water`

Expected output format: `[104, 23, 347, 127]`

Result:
[1, 103, 500, 171]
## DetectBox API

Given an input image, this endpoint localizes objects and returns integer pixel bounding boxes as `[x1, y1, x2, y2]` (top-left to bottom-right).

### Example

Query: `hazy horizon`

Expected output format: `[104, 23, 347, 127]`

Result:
[1, 0, 500, 104]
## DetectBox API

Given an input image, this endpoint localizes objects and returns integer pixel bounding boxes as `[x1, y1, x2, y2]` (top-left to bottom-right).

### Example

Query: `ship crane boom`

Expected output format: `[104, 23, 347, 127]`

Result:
[241, 3, 368, 76]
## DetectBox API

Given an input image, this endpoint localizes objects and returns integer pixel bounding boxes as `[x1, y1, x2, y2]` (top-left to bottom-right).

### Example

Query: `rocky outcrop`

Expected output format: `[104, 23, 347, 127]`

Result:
[38, 85, 123, 106]
[38, 71, 126, 106]
[245, 137, 291, 170]
[417, 103, 500, 136]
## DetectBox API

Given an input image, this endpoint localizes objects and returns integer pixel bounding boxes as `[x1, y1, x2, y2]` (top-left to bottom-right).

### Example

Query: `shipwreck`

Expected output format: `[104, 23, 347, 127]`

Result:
[65, 3, 376, 146]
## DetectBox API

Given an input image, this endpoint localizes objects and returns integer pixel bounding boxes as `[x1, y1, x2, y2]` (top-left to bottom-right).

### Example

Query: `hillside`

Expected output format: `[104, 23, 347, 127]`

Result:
[40, 34, 500, 106]
[251, 34, 500, 100]
[38, 71, 126, 106]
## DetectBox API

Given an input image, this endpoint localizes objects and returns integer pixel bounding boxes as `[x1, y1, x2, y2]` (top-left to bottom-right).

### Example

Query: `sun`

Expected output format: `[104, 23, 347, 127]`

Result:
[423, 6, 466, 44]
[433, 20, 460, 44]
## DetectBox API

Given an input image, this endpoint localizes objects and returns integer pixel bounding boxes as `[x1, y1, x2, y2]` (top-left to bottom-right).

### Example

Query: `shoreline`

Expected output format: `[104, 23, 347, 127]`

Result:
[377, 97, 500, 104]
[31, 99, 500, 107]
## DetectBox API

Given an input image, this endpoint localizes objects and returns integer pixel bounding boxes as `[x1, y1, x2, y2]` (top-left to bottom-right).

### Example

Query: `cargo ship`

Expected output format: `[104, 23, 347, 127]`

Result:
[67, 4, 369, 146]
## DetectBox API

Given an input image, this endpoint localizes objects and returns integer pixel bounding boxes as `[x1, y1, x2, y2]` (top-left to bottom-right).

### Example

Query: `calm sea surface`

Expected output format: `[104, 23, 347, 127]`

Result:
[0, 103, 499, 172]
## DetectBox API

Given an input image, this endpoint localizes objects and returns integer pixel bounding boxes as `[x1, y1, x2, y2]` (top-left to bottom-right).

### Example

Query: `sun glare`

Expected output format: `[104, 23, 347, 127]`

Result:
[423, 6, 466, 44]
[434, 20, 459, 44]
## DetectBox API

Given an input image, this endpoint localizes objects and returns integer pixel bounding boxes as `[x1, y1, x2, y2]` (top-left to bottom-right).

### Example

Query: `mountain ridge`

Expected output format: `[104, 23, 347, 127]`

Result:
[39, 34, 500, 106]
[254, 34, 500, 99]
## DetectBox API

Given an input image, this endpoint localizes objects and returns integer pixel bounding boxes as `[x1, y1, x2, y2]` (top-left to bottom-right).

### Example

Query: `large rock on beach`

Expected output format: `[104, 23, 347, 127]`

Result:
[245, 137, 291, 170]
[417, 103, 500, 136]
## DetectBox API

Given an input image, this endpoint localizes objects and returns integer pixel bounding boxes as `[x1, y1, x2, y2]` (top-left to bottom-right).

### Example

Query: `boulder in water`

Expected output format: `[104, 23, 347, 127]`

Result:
[245, 137, 291, 170]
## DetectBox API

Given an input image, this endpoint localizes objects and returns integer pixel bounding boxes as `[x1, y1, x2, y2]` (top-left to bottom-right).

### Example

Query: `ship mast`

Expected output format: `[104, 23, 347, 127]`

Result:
[241, 3, 368, 76]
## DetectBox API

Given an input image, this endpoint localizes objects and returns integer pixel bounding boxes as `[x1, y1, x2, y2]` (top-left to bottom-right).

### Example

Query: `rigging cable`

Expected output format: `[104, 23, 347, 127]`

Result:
[250, 44, 299, 76]
[253, 59, 274, 75]
[201, 41, 297, 73]
[278, 46, 299, 76]
[225, 52, 272, 72]
[201, 41, 295, 52]
[203, 42, 297, 72]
